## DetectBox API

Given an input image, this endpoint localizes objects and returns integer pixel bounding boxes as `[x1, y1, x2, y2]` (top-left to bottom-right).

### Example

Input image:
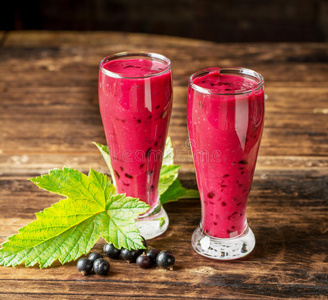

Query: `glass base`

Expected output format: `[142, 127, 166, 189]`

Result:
[191, 224, 255, 260]
[135, 204, 169, 240]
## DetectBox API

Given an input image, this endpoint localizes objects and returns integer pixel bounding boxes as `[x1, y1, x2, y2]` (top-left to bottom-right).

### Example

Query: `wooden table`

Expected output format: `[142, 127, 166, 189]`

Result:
[0, 31, 327, 299]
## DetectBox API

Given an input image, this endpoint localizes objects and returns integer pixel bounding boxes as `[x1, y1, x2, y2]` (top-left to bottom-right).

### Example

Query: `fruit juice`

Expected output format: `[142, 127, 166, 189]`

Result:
[187, 68, 264, 238]
[99, 57, 172, 211]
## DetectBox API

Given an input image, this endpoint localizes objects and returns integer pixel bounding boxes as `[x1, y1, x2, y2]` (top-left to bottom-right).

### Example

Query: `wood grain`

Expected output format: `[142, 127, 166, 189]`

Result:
[0, 31, 327, 299]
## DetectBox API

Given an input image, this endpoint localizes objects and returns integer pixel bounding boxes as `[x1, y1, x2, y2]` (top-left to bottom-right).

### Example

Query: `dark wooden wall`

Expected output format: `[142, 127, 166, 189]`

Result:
[1, 0, 328, 42]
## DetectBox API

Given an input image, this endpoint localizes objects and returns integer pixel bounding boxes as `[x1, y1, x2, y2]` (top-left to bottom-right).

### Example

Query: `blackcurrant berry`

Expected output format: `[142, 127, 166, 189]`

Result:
[136, 254, 151, 269]
[77, 258, 93, 276]
[88, 252, 103, 263]
[156, 251, 175, 270]
[93, 258, 110, 276]
[146, 248, 159, 264]
[120, 248, 142, 263]
[103, 243, 121, 259]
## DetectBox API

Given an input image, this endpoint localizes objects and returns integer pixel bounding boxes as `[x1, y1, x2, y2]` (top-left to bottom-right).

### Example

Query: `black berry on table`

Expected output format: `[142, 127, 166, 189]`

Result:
[146, 248, 159, 264]
[103, 243, 121, 259]
[77, 258, 93, 276]
[156, 251, 175, 270]
[93, 258, 110, 276]
[88, 252, 103, 263]
[120, 248, 142, 263]
[136, 254, 152, 269]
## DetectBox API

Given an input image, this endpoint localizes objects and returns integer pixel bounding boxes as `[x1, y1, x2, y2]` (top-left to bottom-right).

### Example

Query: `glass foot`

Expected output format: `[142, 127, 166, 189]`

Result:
[135, 204, 169, 240]
[191, 224, 255, 260]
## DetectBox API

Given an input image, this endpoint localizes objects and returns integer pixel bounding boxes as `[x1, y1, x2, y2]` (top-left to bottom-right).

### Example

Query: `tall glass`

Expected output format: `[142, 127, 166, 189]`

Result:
[98, 52, 173, 239]
[187, 67, 264, 259]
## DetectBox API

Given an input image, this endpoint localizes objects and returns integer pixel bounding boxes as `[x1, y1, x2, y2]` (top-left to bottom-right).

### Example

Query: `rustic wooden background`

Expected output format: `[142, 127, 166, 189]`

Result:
[0, 31, 328, 299]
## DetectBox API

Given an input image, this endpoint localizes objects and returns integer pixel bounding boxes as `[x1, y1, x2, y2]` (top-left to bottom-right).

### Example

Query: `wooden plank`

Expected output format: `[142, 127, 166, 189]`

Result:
[1, 154, 328, 178]
[4, 31, 209, 47]
[1, 114, 327, 156]
[0, 278, 327, 299]
[1, 33, 328, 87]
[0, 87, 327, 160]
[0, 31, 5, 46]
[1, 85, 328, 111]
[1, 168, 327, 217]
[1, 87, 328, 122]
[3, 31, 328, 60]
[0, 54, 328, 87]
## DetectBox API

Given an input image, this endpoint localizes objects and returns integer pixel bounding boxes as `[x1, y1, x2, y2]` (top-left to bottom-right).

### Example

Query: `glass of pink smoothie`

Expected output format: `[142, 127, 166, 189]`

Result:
[187, 67, 264, 259]
[98, 52, 172, 239]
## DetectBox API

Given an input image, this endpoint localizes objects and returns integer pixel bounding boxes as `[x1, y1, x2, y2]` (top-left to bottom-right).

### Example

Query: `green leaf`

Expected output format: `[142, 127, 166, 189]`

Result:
[158, 137, 180, 195]
[158, 165, 180, 195]
[93, 142, 115, 183]
[0, 168, 149, 268]
[160, 178, 200, 205]
[102, 194, 150, 250]
[162, 137, 174, 166]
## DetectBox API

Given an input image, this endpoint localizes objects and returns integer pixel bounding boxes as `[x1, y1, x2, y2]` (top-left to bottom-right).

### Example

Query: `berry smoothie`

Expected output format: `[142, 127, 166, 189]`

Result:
[187, 68, 264, 238]
[99, 55, 172, 212]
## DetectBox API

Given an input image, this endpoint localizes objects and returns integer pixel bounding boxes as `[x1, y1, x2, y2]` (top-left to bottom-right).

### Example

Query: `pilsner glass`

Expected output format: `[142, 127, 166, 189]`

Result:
[98, 52, 172, 239]
[187, 67, 264, 259]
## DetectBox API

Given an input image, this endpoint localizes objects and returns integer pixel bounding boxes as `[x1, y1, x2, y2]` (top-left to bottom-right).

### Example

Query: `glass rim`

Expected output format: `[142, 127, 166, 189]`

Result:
[99, 51, 172, 79]
[188, 67, 264, 96]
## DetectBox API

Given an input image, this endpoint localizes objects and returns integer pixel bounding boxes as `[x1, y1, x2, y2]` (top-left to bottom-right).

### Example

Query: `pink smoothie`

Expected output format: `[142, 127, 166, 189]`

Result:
[187, 69, 264, 238]
[99, 58, 172, 210]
